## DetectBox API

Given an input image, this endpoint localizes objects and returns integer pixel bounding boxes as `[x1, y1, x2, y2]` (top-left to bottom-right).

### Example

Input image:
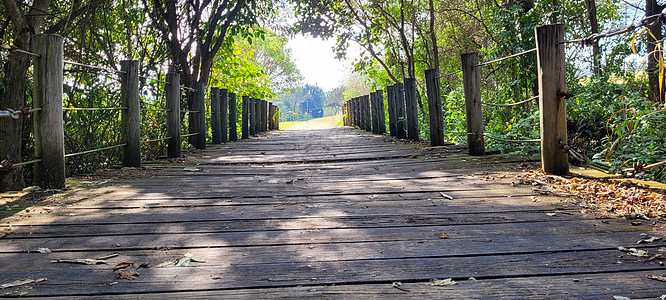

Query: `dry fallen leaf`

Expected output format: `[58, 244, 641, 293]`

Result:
[391, 281, 410, 292]
[0, 278, 47, 289]
[430, 278, 456, 286]
[618, 246, 649, 257]
[648, 274, 666, 282]
[52, 258, 107, 265]
[285, 180, 294, 184]
[115, 270, 139, 280]
[113, 262, 134, 271]
[439, 192, 454, 200]
[638, 237, 662, 244]
[437, 233, 449, 239]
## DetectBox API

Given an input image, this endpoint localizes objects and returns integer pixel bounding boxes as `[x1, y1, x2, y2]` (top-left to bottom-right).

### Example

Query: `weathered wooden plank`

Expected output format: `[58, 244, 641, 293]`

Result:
[75, 271, 666, 299]
[0, 250, 663, 296]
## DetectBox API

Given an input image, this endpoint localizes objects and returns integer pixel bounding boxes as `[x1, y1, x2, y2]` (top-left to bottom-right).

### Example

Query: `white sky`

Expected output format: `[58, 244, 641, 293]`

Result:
[287, 34, 358, 91]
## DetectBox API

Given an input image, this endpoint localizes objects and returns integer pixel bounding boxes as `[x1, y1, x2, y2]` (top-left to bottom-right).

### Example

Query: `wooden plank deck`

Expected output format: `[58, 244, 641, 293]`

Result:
[2, 122, 666, 298]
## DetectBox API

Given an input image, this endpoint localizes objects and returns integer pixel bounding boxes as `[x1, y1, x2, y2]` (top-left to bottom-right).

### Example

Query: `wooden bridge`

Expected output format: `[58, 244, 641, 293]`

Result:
[1, 121, 665, 298]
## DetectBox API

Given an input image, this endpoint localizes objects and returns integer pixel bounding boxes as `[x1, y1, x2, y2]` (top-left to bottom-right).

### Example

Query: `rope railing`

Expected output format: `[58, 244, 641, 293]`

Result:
[139, 76, 169, 84]
[0, 108, 41, 119]
[63, 107, 127, 111]
[143, 136, 172, 143]
[476, 96, 539, 107]
[561, 12, 666, 45]
[180, 133, 200, 138]
[484, 134, 541, 143]
[475, 48, 536, 68]
[63, 60, 126, 74]
[1, 34, 277, 191]
[0, 42, 40, 57]
[140, 108, 172, 112]
[64, 144, 127, 158]
[0, 158, 43, 171]
[181, 86, 198, 92]
[436, 69, 462, 78]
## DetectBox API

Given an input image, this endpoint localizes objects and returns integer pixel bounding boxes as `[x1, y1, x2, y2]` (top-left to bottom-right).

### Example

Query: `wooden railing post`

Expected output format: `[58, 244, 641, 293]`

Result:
[254, 98, 261, 134]
[387, 85, 397, 136]
[242, 96, 249, 139]
[370, 92, 377, 134]
[425, 68, 445, 146]
[376, 89, 386, 134]
[120, 59, 141, 167]
[229, 92, 238, 141]
[461, 52, 485, 156]
[396, 82, 407, 139]
[343, 102, 348, 126]
[275, 107, 280, 129]
[404, 78, 419, 141]
[194, 82, 206, 149]
[536, 24, 569, 175]
[166, 73, 181, 158]
[269, 103, 275, 130]
[262, 100, 268, 132]
[351, 98, 356, 127]
[210, 87, 221, 144]
[32, 34, 65, 188]
[249, 98, 256, 136]
[363, 95, 371, 132]
[221, 89, 228, 143]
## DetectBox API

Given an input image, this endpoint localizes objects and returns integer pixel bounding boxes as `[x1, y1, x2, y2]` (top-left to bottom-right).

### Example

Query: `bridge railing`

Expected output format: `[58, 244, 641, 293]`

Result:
[343, 24, 568, 175]
[0, 34, 280, 190]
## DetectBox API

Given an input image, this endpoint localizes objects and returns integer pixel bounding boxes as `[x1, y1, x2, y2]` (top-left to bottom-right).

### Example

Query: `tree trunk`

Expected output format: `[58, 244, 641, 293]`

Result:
[429, 0, 439, 69]
[646, 0, 665, 103]
[0, 45, 30, 191]
[1, 0, 51, 191]
[584, 0, 601, 76]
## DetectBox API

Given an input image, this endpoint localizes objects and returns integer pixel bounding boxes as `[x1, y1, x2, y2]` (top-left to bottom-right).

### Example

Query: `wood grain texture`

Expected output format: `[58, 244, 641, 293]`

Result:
[0, 125, 663, 297]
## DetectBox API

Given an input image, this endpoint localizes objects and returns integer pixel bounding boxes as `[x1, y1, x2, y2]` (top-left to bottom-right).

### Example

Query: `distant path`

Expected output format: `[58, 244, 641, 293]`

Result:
[0, 125, 664, 298]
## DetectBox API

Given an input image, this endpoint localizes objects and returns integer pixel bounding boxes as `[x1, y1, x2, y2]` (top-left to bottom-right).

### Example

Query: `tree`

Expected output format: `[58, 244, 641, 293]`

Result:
[584, 0, 601, 76]
[300, 84, 325, 119]
[645, 0, 665, 103]
[252, 31, 304, 95]
[142, 0, 269, 142]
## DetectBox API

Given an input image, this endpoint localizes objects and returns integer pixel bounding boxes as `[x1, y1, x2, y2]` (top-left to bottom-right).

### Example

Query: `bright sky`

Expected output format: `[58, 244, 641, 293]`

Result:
[287, 34, 358, 92]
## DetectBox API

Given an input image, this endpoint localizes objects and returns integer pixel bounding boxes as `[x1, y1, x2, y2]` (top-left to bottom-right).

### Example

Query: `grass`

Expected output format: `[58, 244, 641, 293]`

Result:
[279, 115, 343, 130]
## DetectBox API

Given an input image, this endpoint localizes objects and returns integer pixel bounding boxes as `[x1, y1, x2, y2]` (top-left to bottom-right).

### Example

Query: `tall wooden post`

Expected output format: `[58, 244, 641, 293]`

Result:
[249, 98, 256, 136]
[363, 95, 371, 132]
[461, 52, 485, 156]
[343, 102, 347, 126]
[387, 85, 397, 136]
[220, 89, 228, 143]
[404, 78, 419, 141]
[370, 92, 378, 134]
[229, 92, 238, 141]
[241, 96, 249, 139]
[194, 82, 206, 149]
[536, 24, 569, 175]
[276, 107, 280, 129]
[120, 60, 141, 167]
[396, 82, 407, 139]
[425, 68, 445, 146]
[350, 98, 356, 127]
[254, 98, 261, 134]
[210, 88, 221, 144]
[32, 34, 65, 189]
[376, 90, 386, 134]
[262, 100, 269, 132]
[166, 73, 181, 158]
[269, 103, 275, 130]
